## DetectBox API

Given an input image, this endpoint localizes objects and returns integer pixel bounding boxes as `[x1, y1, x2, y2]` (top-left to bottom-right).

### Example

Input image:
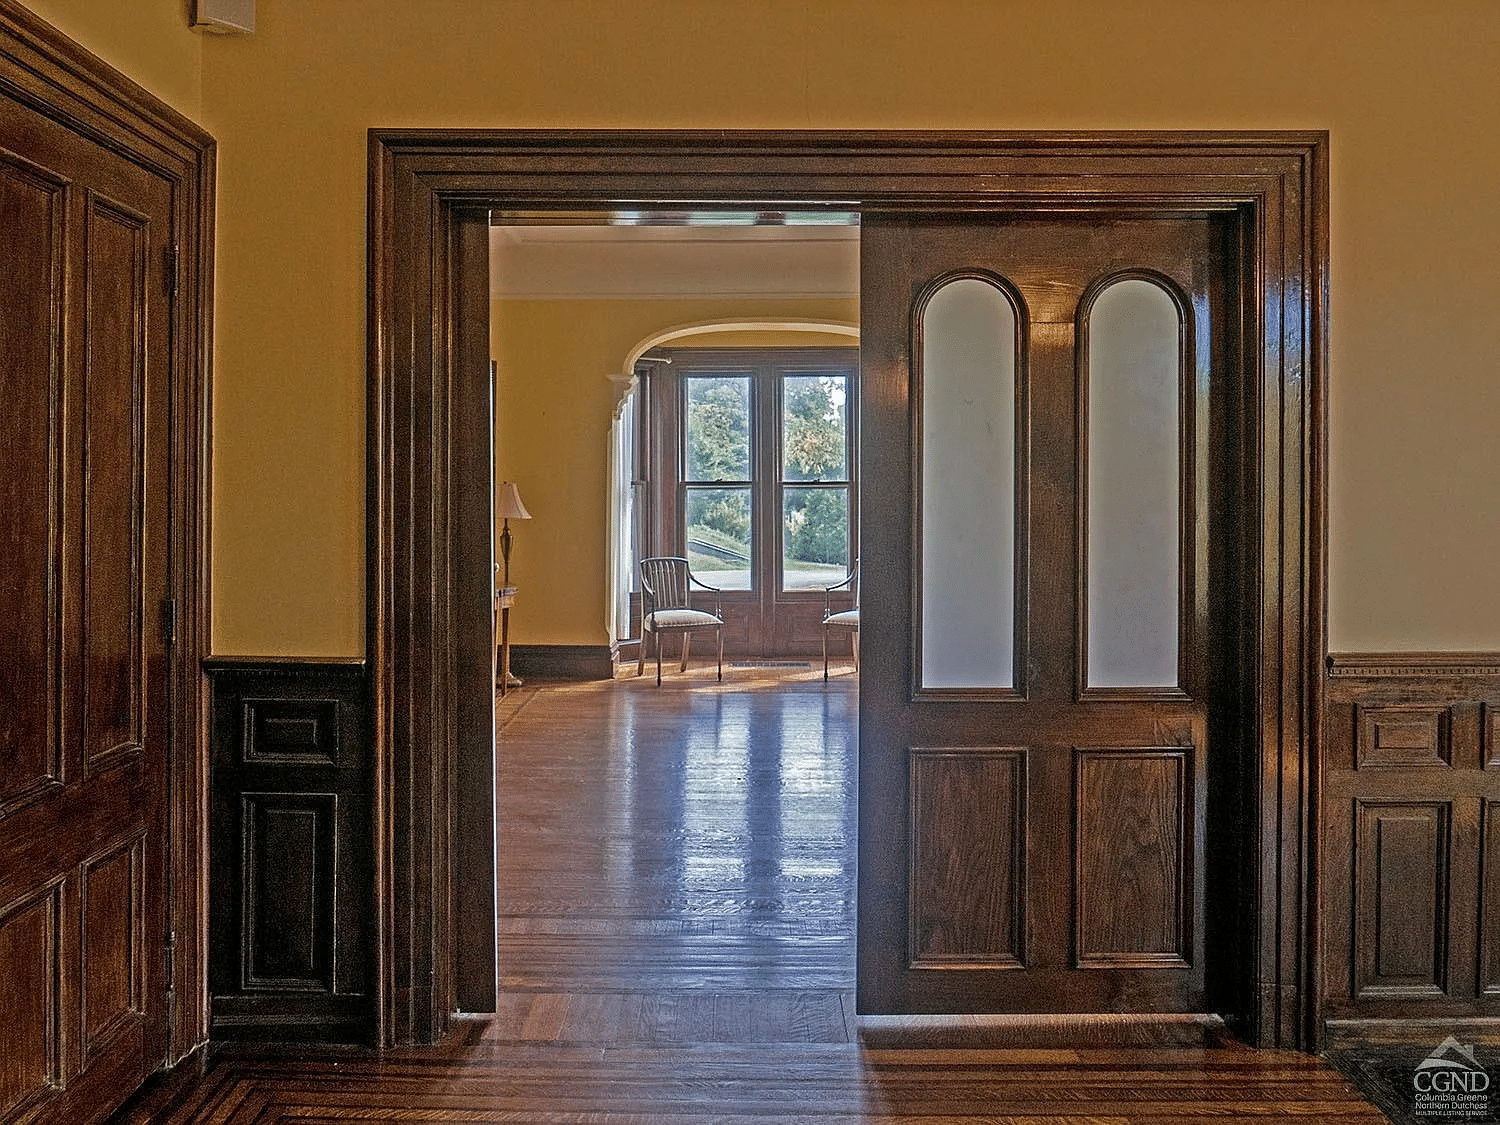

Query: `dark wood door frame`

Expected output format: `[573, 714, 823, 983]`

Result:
[367, 129, 1328, 1049]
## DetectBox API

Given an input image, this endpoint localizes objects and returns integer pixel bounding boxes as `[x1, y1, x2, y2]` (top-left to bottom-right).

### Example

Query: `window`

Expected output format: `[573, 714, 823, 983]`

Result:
[639, 347, 858, 655]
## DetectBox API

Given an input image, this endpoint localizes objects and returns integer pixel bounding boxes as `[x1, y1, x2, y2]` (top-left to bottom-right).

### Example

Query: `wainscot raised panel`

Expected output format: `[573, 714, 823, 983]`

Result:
[1353, 800, 1450, 998]
[206, 658, 373, 1042]
[509, 644, 615, 683]
[1322, 654, 1500, 1042]
[1481, 800, 1500, 998]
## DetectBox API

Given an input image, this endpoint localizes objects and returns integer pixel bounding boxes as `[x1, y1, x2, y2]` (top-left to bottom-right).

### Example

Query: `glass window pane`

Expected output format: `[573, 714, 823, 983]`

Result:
[1085, 279, 1181, 690]
[686, 486, 752, 590]
[782, 486, 849, 590]
[920, 278, 1017, 690]
[685, 376, 750, 481]
[782, 374, 848, 482]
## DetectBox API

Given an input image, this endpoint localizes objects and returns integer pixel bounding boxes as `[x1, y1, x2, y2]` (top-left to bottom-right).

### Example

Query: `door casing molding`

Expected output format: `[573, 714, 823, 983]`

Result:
[366, 129, 1328, 1048]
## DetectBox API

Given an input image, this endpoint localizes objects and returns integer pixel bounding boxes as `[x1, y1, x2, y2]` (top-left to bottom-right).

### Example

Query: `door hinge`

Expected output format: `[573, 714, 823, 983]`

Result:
[164, 243, 179, 298]
[162, 597, 177, 647]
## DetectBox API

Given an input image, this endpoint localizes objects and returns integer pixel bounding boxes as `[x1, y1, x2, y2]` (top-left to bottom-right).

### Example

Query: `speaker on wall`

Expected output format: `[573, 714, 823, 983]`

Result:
[191, 0, 255, 35]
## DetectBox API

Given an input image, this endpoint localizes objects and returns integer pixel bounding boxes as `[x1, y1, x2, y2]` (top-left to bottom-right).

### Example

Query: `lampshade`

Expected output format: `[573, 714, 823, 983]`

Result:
[497, 481, 532, 520]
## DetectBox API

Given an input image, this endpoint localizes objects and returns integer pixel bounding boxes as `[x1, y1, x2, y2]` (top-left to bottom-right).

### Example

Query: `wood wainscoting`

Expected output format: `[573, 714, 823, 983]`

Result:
[1323, 652, 1500, 1044]
[509, 644, 615, 682]
[205, 658, 375, 1043]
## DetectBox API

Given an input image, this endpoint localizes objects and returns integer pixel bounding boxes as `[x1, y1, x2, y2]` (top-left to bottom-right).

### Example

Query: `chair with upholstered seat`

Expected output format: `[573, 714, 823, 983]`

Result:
[637, 556, 725, 685]
[822, 559, 859, 680]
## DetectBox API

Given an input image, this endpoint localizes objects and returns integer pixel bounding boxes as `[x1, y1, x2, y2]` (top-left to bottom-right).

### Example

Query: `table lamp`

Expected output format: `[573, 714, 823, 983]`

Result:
[497, 481, 531, 587]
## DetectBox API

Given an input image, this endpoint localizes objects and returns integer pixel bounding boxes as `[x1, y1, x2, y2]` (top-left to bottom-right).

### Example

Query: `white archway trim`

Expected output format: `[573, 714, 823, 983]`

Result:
[610, 317, 859, 418]
[605, 317, 860, 645]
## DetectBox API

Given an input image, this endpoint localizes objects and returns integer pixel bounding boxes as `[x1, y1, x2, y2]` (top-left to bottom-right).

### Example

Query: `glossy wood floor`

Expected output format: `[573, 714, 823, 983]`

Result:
[120, 662, 1390, 1123]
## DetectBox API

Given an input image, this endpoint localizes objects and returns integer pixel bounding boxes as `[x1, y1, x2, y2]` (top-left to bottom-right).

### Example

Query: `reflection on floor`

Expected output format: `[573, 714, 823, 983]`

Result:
[485, 665, 1387, 1120]
[118, 664, 1393, 1122]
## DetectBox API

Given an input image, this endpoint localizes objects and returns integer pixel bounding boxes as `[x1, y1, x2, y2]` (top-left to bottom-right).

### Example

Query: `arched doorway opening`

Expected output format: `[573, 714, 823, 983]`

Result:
[607, 319, 859, 660]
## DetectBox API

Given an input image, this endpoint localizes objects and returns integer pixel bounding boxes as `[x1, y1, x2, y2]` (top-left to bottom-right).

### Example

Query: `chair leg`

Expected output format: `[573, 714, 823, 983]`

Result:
[655, 628, 663, 686]
[637, 625, 647, 676]
[823, 625, 829, 681]
[680, 632, 691, 673]
[716, 625, 723, 681]
[852, 629, 859, 671]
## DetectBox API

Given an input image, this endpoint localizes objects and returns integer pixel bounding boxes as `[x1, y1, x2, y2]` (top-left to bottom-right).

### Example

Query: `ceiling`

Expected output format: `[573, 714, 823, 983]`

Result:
[489, 219, 860, 301]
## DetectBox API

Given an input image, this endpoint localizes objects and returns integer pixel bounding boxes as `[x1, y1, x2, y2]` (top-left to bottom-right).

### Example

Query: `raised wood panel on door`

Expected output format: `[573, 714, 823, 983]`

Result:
[83, 194, 151, 777]
[908, 750, 1025, 968]
[0, 49, 176, 1118]
[80, 837, 145, 1066]
[1323, 655, 1500, 1036]
[1074, 750, 1191, 968]
[0, 151, 64, 812]
[0, 885, 62, 1120]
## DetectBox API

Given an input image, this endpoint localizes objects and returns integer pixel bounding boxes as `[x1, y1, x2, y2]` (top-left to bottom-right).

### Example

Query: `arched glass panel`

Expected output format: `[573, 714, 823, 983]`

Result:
[920, 278, 1017, 690]
[1085, 278, 1182, 690]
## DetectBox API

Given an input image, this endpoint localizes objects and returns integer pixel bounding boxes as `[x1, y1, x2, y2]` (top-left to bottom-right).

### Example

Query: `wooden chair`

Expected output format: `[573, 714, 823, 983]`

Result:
[637, 556, 724, 685]
[822, 559, 860, 680]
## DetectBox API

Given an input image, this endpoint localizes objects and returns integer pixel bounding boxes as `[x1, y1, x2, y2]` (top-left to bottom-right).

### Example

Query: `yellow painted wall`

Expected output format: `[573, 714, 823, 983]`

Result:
[21, 0, 202, 121]
[19, 0, 1500, 654]
[493, 298, 857, 645]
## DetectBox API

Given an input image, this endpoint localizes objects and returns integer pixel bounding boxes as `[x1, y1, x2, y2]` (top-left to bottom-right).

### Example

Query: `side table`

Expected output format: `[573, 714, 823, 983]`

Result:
[496, 584, 520, 695]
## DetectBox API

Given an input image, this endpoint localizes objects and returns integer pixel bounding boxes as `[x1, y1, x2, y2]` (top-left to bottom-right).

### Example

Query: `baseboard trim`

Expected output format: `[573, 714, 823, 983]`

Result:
[1325, 1017, 1500, 1047]
[507, 644, 614, 682]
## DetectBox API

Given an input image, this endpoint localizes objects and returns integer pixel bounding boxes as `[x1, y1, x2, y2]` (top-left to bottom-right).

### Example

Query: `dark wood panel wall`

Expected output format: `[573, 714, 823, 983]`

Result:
[1322, 653, 1500, 1041]
[206, 658, 375, 1042]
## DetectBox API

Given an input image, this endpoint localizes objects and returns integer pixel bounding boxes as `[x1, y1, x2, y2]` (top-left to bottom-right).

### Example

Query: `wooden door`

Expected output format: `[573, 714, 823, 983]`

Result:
[856, 212, 1249, 1015]
[0, 84, 175, 1120]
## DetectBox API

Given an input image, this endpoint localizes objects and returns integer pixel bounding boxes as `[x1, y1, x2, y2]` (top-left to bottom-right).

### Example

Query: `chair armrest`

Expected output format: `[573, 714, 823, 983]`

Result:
[823, 568, 856, 617]
[687, 572, 721, 594]
[686, 571, 721, 618]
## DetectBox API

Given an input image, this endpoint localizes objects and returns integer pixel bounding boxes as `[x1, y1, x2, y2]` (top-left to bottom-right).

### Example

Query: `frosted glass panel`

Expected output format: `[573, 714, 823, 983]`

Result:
[920, 278, 1016, 690]
[1086, 279, 1181, 690]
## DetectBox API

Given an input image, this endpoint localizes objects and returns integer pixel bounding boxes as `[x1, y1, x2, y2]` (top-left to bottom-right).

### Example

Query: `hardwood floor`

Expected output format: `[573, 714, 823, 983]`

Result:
[116, 664, 1391, 1123]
